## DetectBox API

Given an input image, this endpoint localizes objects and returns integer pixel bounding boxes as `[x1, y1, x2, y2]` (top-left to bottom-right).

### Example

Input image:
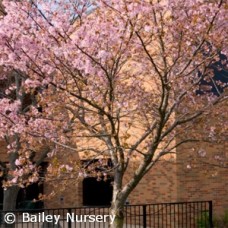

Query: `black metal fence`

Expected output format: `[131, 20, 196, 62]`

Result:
[0, 201, 213, 228]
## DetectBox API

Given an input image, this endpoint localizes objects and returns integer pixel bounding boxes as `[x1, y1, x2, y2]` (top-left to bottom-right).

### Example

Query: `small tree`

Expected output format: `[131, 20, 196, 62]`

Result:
[0, 0, 227, 227]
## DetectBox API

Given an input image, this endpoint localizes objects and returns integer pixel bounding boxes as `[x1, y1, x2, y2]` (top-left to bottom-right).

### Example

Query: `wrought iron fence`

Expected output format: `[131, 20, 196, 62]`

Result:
[0, 201, 213, 228]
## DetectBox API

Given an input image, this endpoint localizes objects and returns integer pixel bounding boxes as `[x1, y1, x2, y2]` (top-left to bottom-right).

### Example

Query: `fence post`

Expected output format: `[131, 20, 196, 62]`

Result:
[67, 208, 72, 228]
[209, 201, 213, 228]
[143, 205, 147, 228]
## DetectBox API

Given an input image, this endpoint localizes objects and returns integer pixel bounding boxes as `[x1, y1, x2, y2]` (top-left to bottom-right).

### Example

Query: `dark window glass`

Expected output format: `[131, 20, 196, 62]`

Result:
[83, 177, 113, 206]
[16, 162, 48, 210]
[197, 53, 228, 96]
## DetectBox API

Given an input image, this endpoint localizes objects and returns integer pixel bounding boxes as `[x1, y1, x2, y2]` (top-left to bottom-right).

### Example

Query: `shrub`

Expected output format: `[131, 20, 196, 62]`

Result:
[213, 210, 228, 228]
[197, 212, 210, 228]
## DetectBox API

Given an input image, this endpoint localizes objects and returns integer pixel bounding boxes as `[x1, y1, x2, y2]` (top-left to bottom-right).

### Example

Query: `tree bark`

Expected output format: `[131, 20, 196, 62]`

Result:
[3, 185, 19, 211]
[108, 161, 126, 228]
[110, 199, 124, 228]
[2, 185, 20, 228]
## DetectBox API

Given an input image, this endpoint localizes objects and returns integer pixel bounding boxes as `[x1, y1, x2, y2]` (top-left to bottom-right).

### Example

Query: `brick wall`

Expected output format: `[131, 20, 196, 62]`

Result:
[176, 142, 228, 216]
[124, 160, 177, 205]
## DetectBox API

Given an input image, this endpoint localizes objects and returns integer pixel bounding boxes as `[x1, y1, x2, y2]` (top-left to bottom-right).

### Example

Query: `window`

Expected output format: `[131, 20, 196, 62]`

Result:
[16, 183, 44, 209]
[83, 177, 113, 206]
[81, 159, 113, 206]
[197, 53, 228, 96]
[16, 162, 48, 210]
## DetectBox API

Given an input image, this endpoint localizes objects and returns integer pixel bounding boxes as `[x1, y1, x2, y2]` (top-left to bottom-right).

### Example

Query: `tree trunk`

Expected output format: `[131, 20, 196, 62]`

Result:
[109, 197, 125, 228]
[3, 185, 19, 211]
[1, 185, 20, 228]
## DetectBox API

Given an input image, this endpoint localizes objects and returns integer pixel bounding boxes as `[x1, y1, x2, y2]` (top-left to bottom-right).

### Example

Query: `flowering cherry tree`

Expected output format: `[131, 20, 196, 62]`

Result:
[0, 0, 227, 227]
